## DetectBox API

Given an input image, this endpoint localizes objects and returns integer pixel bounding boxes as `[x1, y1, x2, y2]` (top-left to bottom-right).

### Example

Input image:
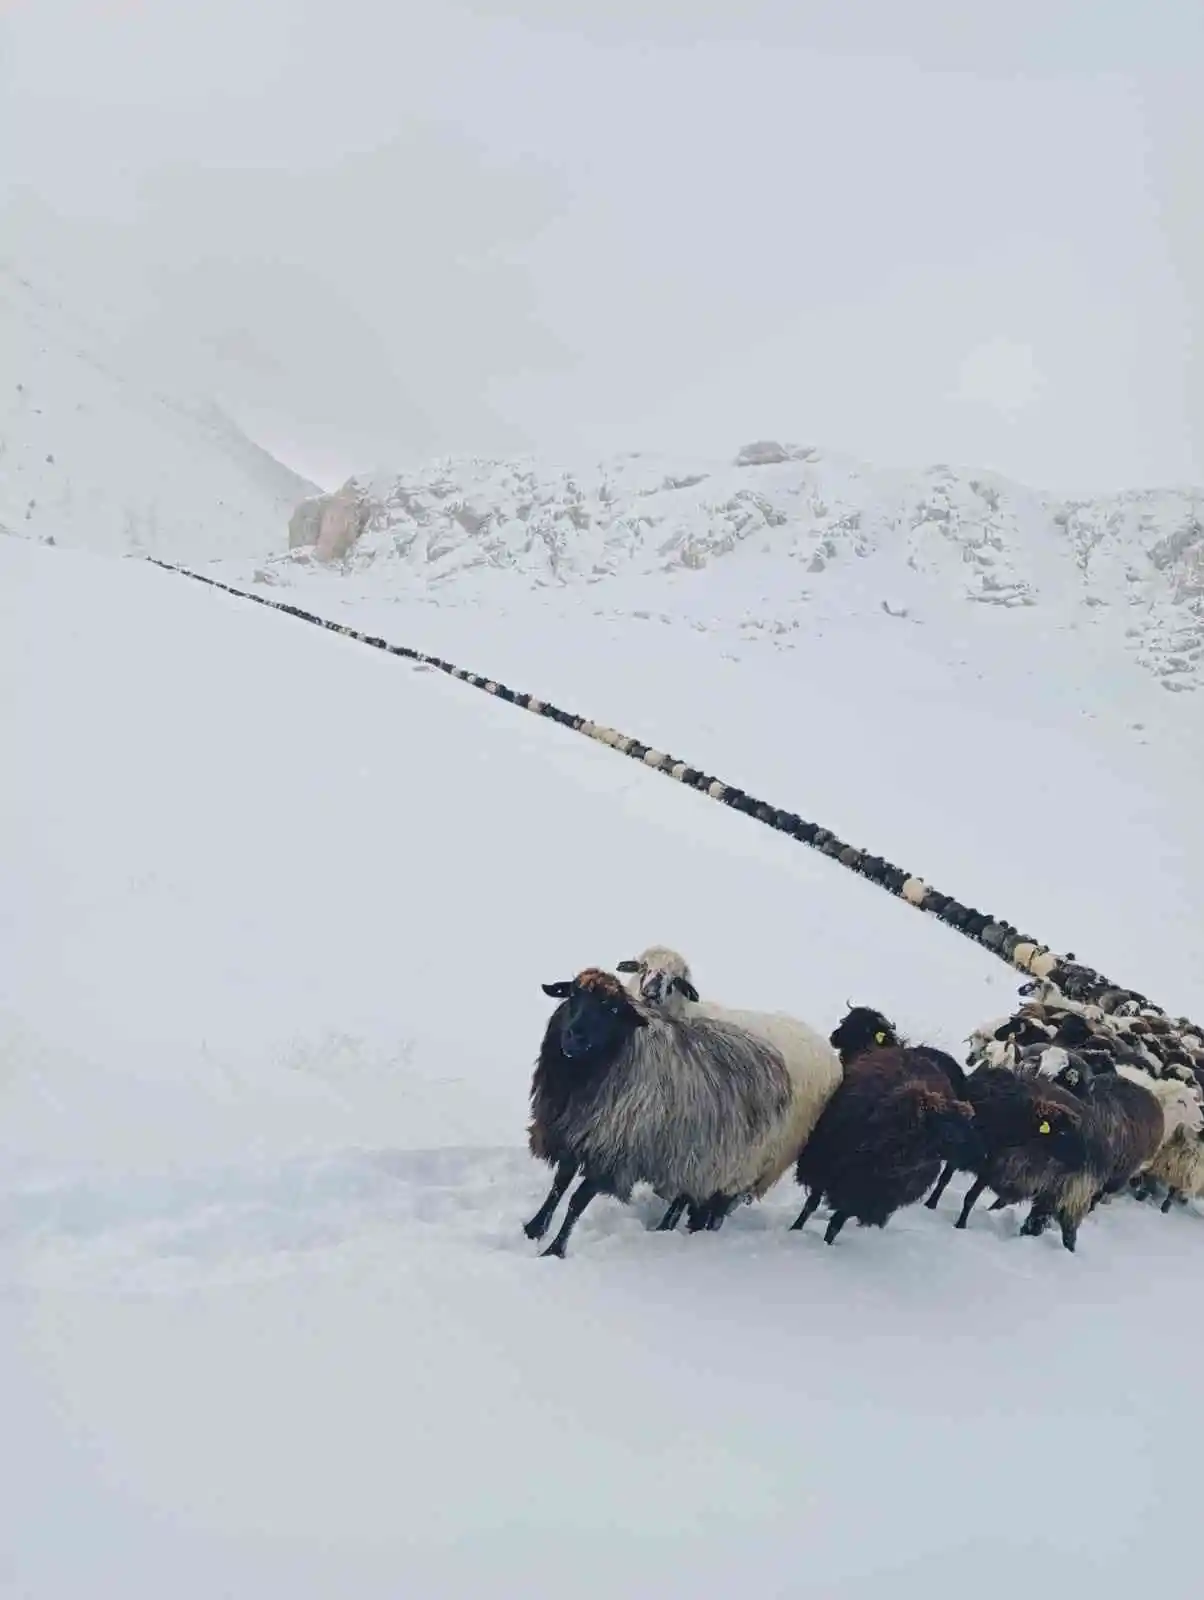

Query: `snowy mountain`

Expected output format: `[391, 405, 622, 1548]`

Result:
[284, 443, 1204, 695]
[0, 263, 319, 560]
[5, 534, 1204, 1597]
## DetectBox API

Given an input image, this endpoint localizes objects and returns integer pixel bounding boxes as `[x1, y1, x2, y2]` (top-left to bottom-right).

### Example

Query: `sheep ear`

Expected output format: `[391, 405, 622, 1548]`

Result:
[541, 981, 573, 999]
[674, 977, 700, 1002]
[615, 960, 641, 973]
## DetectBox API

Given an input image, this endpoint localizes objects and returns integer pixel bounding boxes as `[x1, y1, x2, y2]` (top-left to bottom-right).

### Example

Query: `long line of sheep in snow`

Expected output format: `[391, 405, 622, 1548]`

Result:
[147, 558, 1204, 1049]
[524, 947, 1204, 1257]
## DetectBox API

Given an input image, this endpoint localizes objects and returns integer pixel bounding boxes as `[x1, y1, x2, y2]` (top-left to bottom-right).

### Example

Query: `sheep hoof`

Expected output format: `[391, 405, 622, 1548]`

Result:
[823, 1212, 849, 1245]
[523, 1217, 548, 1240]
[539, 1241, 567, 1259]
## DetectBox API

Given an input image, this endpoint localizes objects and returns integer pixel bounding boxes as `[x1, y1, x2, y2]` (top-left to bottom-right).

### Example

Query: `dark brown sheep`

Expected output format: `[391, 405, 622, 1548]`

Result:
[952, 1057, 1164, 1250]
[929, 1066, 1089, 1231]
[790, 1047, 982, 1245]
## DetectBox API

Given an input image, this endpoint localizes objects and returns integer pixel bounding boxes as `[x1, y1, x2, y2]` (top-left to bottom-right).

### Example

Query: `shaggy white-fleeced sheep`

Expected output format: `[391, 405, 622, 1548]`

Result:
[527, 968, 797, 1254]
[615, 946, 843, 1203]
[1139, 1125, 1204, 1212]
[1116, 1065, 1203, 1148]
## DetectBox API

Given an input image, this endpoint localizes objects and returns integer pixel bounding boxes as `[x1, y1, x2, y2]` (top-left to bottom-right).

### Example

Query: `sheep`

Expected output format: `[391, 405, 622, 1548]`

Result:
[1117, 1068, 1203, 1214]
[1134, 1121, 1204, 1213]
[969, 991, 1169, 1082]
[614, 946, 843, 1227]
[524, 967, 797, 1257]
[929, 1066, 1091, 1231]
[788, 1046, 982, 1244]
[1009, 1051, 1165, 1247]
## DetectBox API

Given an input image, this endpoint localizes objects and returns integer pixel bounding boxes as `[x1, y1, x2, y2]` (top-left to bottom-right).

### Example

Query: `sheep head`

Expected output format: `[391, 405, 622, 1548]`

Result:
[1031, 1097, 1088, 1166]
[829, 1006, 900, 1064]
[541, 968, 649, 1061]
[615, 946, 699, 1009]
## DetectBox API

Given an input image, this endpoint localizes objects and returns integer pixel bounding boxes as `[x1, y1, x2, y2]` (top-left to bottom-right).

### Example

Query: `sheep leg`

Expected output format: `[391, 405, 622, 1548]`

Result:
[684, 1193, 736, 1233]
[1020, 1197, 1054, 1238]
[823, 1210, 850, 1245]
[540, 1176, 600, 1258]
[704, 1195, 739, 1232]
[656, 1196, 689, 1232]
[790, 1188, 824, 1231]
[523, 1158, 577, 1240]
[924, 1161, 956, 1210]
[954, 1176, 989, 1229]
[1160, 1188, 1180, 1215]
[987, 1196, 1010, 1212]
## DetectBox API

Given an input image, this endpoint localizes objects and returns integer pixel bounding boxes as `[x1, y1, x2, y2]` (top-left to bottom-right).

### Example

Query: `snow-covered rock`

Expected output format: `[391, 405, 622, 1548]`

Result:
[290, 484, 372, 562]
[0, 264, 319, 561]
[284, 446, 1204, 693]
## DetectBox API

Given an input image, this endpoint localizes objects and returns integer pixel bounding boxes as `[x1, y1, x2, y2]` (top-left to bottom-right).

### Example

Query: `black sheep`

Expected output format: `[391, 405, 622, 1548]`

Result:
[927, 1066, 1088, 1231]
[789, 1047, 982, 1244]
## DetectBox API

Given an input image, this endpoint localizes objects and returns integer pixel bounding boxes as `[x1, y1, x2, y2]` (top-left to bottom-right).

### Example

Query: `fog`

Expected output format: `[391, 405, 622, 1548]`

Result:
[2, 0, 1201, 491]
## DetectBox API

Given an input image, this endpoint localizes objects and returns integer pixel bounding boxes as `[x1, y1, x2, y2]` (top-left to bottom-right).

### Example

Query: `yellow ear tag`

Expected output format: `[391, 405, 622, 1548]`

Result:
[1038, 1120, 1051, 1134]
[874, 1030, 888, 1045]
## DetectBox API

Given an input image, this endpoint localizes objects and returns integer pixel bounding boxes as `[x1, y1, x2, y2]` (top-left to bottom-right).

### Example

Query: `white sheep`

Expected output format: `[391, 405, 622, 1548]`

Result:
[615, 944, 843, 1222]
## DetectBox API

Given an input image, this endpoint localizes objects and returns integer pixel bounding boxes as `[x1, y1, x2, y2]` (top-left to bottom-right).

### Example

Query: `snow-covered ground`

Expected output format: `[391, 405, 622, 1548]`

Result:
[4, 535, 1204, 1597]
[0, 264, 317, 559]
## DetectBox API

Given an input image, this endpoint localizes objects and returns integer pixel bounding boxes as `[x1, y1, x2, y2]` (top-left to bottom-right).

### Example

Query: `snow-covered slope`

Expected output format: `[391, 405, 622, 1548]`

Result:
[5, 538, 1204, 1597]
[0, 264, 319, 559]
[286, 445, 1204, 694]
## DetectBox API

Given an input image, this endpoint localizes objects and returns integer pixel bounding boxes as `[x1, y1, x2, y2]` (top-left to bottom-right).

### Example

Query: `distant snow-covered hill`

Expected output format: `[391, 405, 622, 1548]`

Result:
[0, 264, 319, 560]
[282, 443, 1204, 695]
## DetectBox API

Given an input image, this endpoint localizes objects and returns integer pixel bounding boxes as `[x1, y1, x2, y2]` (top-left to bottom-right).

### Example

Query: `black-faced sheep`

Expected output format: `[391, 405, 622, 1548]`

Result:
[524, 967, 797, 1257]
[1008, 1052, 1165, 1247]
[788, 1047, 982, 1245]
[929, 1066, 1091, 1232]
[614, 946, 843, 1228]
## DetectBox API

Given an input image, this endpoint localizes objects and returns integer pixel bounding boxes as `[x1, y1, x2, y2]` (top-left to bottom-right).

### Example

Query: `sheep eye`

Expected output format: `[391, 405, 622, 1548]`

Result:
[1038, 1120, 1051, 1134]
[874, 1030, 888, 1045]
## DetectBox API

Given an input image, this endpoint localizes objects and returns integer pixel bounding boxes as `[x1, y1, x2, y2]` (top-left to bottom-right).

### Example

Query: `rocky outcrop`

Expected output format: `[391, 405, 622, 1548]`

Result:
[288, 485, 369, 562]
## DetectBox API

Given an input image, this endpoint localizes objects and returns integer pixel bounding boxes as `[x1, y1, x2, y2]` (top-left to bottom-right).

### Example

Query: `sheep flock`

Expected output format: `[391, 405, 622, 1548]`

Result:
[524, 945, 1204, 1258]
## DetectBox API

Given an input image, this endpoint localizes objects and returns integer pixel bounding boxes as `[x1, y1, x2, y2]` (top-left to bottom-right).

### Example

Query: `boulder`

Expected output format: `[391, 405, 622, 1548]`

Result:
[289, 485, 369, 561]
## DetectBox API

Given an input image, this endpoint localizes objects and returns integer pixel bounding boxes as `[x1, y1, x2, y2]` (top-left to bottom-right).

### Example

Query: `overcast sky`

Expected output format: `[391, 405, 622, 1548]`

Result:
[2, 0, 1201, 491]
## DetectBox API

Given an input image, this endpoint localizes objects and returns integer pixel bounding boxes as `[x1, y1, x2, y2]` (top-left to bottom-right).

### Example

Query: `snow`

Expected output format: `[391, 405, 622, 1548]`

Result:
[5, 531, 1204, 1598]
[0, 264, 318, 560]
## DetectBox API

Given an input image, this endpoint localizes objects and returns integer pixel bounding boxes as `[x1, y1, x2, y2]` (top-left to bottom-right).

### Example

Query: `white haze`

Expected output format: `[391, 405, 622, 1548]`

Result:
[2, 0, 1201, 492]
